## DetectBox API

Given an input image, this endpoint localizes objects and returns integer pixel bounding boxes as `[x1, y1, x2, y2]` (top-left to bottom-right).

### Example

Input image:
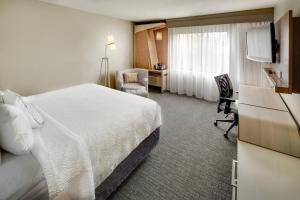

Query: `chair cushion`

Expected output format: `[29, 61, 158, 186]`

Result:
[122, 83, 148, 97]
[122, 83, 145, 91]
[123, 72, 138, 83]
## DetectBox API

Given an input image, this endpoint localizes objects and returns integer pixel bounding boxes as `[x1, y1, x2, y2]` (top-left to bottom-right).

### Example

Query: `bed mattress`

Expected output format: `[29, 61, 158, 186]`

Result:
[0, 84, 161, 199]
[0, 152, 45, 200]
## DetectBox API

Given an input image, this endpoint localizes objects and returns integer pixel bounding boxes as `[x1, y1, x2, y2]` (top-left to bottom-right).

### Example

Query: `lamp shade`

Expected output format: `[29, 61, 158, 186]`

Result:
[107, 35, 115, 43]
[156, 32, 163, 40]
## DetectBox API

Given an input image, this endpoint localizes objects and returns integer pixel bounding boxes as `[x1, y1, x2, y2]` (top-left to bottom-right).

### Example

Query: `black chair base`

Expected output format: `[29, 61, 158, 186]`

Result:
[214, 114, 238, 138]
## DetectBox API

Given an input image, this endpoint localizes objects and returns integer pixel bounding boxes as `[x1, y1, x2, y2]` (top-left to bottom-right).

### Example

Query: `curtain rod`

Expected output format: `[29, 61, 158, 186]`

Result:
[166, 8, 274, 28]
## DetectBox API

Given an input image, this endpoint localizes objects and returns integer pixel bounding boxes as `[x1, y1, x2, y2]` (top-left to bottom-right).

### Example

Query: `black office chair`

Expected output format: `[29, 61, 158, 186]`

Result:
[213, 74, 238, 138]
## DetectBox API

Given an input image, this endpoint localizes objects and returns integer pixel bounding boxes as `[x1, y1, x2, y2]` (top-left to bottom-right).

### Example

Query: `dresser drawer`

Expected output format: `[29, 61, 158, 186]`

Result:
[149, 76, 161, 87]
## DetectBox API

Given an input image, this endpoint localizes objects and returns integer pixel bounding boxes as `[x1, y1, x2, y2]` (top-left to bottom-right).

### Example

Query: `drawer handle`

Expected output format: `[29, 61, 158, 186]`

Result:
[231, 160, 238, 188]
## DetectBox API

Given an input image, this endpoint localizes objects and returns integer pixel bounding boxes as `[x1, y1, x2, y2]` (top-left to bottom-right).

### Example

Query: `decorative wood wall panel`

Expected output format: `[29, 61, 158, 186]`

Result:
[147, 29, 158, 68]
[134, 24, 168, 70]
[154, 28, 168, 66]
[134, 30, 151, 68]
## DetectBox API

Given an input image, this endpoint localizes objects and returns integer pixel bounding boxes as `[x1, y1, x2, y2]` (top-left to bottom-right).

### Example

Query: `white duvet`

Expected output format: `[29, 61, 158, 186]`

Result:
[28, 84, 162, 199]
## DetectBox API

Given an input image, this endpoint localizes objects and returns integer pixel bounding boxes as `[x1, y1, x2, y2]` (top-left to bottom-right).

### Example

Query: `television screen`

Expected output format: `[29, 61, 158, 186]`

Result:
[246, 23, 276, 63]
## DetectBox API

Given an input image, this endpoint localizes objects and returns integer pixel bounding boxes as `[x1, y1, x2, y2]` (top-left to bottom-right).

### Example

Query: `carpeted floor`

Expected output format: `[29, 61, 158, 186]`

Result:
[107, 91, 237, 200]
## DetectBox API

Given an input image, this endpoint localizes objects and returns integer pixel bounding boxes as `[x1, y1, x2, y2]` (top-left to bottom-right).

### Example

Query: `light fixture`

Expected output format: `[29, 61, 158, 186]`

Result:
[107, 35, 115, 43]
[105, 35, 116, 56]
[100, 35, 116, 87]
[109, 43, 116, 50]
[156, 32, 163, 40]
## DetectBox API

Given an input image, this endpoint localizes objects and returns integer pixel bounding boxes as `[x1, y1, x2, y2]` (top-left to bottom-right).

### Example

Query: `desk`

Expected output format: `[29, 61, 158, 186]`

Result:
[239, 84, 288, 111]
[237, 141, 300, 200]
[148, 69, 167, 93]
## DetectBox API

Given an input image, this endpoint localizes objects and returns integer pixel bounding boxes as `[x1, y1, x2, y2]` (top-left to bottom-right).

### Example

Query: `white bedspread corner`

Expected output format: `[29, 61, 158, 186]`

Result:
[31, 109, 95, 200]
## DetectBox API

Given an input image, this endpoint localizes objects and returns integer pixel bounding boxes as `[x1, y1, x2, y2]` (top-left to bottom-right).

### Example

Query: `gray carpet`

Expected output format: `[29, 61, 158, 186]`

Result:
[108, 91, 237, 200]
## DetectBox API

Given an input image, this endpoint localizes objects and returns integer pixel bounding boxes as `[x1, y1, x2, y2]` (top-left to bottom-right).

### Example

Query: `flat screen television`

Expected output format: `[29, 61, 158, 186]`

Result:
[246, 22, 276, 63]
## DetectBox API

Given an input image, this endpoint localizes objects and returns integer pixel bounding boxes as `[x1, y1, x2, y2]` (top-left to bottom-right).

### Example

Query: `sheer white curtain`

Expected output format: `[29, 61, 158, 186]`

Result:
[168, 22, 268, 101]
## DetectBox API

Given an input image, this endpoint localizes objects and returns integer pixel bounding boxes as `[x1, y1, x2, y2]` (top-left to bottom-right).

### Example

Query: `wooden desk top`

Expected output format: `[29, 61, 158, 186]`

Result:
[238, 141, 300, 200]
[239, 84, 288, 111]
[239, 104, 300, 158]
[148, 69, 167, 74]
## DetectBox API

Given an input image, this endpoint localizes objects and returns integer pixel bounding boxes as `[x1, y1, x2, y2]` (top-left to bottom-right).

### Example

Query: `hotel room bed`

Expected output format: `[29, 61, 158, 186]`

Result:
[0, 84, 161, 200]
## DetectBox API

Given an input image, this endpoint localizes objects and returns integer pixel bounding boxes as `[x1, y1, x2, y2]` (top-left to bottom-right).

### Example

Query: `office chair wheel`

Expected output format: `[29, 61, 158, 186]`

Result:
[214, 121, 218, 126]
[224, 133, 228, 138]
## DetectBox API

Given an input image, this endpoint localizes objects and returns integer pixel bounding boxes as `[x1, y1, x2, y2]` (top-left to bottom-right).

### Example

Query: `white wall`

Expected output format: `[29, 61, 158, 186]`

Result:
[274, 0, 300, 125]
[0, 0, 133, 95]
[274, 0, 300, 21]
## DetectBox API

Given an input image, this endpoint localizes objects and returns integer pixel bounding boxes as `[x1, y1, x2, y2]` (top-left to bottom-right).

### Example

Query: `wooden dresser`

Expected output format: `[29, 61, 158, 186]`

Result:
[232, 84, 300, 200]
[233, 141, 300, 200]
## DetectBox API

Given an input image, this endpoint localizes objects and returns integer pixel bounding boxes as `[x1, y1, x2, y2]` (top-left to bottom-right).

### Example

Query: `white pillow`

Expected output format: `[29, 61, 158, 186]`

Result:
[3, 90, 44, 129]
[0, 104, 34, 155]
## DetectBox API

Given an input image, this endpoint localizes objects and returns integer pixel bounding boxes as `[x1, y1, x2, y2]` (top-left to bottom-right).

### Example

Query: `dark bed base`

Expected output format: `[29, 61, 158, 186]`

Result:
[95, 128, 160, 200]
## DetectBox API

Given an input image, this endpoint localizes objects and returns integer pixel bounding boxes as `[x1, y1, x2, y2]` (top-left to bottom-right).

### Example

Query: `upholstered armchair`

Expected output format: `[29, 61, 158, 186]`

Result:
[116, 68, 149, 97]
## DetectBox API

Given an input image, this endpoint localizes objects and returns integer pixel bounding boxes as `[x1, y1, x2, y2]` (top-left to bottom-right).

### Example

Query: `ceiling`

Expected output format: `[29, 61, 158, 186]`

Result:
[40, 0, 278, 22]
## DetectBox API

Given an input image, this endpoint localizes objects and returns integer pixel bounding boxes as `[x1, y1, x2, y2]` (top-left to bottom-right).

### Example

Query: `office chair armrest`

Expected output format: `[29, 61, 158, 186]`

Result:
[219, 97, 236, 114]
[220, 97, 236, 102]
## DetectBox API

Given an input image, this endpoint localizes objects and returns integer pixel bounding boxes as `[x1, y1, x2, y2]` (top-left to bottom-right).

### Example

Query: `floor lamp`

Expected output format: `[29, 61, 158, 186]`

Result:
[100, 35, 116, 87]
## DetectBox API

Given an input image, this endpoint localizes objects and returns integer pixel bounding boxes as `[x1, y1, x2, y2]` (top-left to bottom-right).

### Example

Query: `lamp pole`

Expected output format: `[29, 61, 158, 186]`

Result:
[100, 42, 114, 87]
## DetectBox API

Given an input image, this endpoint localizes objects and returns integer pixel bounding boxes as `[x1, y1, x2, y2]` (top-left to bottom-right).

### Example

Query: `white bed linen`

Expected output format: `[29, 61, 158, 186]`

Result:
[31, 109, 95, 200]
[28, 84, 162, 199]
